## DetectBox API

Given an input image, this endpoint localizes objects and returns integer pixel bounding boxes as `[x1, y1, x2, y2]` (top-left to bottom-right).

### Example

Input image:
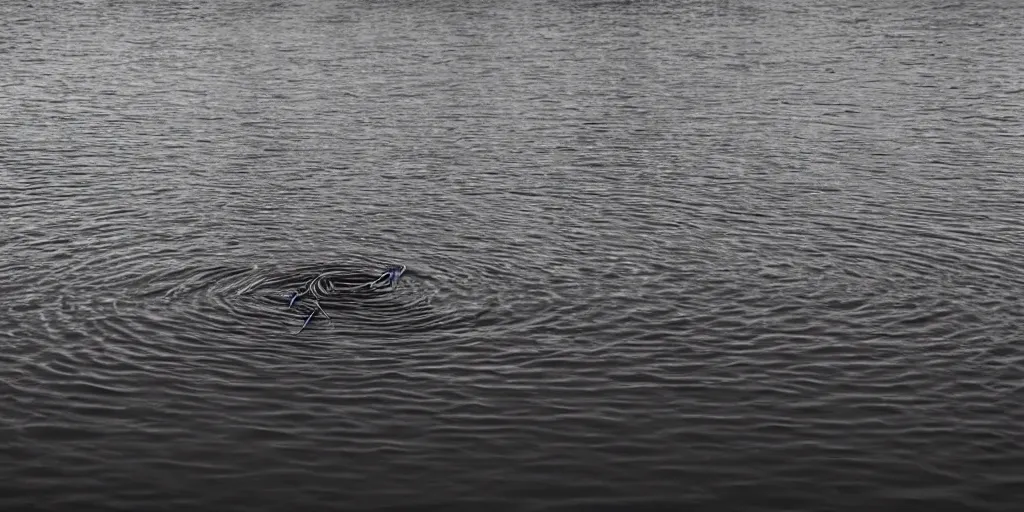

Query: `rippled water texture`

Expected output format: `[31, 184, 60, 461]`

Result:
[2, 0, 1024, 510]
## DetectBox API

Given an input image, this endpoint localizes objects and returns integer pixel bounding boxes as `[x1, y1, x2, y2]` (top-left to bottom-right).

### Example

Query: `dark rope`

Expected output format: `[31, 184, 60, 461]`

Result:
[287, 265, 406, 333]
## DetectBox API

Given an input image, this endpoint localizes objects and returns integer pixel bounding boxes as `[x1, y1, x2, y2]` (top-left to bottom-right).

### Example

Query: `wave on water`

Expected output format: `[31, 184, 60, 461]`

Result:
[111, 260, 480, 340]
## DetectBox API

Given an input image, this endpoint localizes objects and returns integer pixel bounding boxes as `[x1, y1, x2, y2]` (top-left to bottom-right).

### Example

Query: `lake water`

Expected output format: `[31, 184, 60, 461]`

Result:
[2, 0, 1023, 510]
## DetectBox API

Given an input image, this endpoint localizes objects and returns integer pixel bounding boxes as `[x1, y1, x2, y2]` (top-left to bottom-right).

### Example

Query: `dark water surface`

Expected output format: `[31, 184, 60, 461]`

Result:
[3, 0, 1023, 510]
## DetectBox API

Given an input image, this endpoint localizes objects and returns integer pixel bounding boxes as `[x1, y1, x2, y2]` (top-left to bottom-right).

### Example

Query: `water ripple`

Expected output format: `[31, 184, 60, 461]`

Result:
[3, 0, 1024, 510]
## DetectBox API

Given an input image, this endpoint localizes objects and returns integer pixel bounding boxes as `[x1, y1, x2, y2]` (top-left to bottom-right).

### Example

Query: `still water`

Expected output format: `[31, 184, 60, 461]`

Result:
[2, 0, 1023, 510]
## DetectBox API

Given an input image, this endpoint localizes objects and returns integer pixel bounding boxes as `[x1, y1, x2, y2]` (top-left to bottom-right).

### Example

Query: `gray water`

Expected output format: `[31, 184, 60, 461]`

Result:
[2, 0, 1023, 510]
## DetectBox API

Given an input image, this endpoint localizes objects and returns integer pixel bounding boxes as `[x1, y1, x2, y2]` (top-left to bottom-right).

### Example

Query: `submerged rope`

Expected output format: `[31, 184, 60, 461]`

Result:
[287, 265, 406, 333]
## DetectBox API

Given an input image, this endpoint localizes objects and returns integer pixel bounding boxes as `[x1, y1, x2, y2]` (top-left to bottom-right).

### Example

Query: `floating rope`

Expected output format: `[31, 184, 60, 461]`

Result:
[287, 265, 406, 333]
